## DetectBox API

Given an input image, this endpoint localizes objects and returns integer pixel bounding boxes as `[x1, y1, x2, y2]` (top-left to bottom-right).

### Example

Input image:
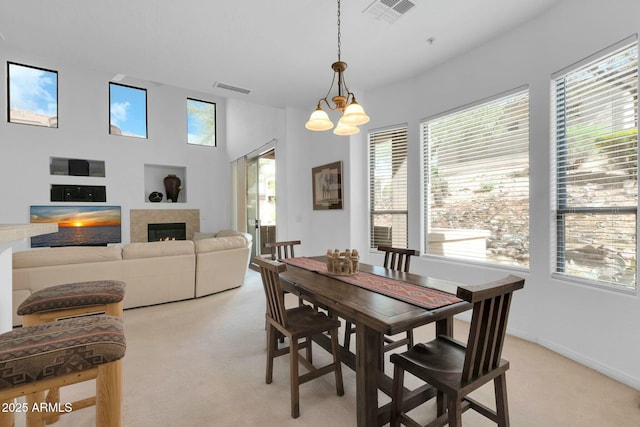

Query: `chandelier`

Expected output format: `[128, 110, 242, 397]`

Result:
[305, 0, 370, 136]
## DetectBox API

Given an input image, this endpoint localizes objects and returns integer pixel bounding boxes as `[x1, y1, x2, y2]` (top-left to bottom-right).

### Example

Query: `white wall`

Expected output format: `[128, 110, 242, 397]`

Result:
[0, 47, 232, 251]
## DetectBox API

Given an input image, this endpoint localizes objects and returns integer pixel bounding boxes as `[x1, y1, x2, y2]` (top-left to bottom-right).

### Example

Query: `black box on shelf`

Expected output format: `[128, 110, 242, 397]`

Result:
[50, 185, 106, 202]
[68, 159, 90, 176]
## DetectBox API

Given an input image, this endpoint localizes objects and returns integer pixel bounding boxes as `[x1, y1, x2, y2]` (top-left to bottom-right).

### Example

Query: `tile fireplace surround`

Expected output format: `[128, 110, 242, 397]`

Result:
[130, 209, 200, 243]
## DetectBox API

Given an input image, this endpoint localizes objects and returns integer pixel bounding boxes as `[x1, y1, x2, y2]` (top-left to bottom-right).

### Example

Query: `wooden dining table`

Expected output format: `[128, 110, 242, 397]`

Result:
[278, 256, 472, 427]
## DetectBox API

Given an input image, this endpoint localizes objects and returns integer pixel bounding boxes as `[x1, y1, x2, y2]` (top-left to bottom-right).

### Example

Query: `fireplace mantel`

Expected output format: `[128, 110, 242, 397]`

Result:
[130, 209, 199, 243]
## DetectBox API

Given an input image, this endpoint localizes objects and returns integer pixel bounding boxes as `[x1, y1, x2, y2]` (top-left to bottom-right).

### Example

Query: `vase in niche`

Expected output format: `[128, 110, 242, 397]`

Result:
[163, 174, 182, 203]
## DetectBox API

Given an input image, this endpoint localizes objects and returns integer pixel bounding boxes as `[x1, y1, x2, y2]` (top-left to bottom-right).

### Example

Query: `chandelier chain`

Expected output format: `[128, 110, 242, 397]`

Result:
[337, 0, 341, 61]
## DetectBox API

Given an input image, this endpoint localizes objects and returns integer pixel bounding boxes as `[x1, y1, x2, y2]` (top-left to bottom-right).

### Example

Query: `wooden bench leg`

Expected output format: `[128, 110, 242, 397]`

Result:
[96, 360, 122, 427]
[26, 390, 45, 427]
[0, 399, 16, 427]
[45, 387, 61, 424]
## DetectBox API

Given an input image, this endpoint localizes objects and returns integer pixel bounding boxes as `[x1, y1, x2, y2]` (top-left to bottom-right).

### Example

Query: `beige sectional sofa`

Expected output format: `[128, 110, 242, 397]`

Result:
[12, 231, 252, 326]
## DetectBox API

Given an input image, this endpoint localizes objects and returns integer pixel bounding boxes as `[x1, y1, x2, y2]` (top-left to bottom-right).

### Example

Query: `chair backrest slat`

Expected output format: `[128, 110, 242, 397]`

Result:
[265, 240, 302, 261]
[458, 275, 524, 384]
[255, 257, 289, 328]
[377, 246, 418, 273]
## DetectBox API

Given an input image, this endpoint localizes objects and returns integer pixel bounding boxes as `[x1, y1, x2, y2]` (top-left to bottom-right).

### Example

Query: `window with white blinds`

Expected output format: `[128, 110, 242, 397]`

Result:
[369, 126, 408, 249]
[553, 37, 638, 290]
[421, 89, 530, 266]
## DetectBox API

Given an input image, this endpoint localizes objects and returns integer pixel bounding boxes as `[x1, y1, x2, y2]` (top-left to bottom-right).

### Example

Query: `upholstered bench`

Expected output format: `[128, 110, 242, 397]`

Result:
[14, 280, 126, 425]
[0, 315, 126, 426]
[17, 280, 126, 327]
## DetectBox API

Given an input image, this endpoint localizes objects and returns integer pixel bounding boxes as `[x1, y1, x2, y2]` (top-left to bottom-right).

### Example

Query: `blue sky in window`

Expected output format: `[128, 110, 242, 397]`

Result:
[187, 98, 216, 146]
[8, 63, 57, 117]
[110, 83, 147, 138]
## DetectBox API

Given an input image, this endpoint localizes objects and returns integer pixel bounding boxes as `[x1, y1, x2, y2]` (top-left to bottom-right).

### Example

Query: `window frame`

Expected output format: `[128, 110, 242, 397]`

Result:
[552, 36, 638, 292]
[187, 97, 217, 147]
[7, 61, 58, 128]
[108, 82, 148, 139]
[368, 124, 409, 250]
[421, 87, 530, 268]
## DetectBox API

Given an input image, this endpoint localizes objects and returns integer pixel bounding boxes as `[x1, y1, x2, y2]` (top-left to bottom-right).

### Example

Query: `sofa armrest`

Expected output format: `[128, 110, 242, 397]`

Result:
[214, 230, 252, 246]
[195, 236, 248, 253]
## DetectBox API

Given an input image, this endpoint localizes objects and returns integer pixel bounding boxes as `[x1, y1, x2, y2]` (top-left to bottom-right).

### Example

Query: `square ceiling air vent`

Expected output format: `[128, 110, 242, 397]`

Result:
[363, 0, 416, 23]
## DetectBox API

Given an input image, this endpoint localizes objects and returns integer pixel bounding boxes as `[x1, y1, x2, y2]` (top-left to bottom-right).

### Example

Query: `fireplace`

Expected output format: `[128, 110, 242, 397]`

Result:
[147, 222, 186, 242]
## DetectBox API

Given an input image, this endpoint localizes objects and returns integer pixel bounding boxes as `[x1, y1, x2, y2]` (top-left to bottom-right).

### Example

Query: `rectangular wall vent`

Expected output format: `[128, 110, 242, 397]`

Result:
[213, 81, 251, 94]
[363, 0, 416, 23]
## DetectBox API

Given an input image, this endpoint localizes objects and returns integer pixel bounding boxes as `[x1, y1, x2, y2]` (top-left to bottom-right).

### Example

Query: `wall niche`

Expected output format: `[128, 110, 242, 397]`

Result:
[50, 157, 105, 177]
[144, 164, 187, 203]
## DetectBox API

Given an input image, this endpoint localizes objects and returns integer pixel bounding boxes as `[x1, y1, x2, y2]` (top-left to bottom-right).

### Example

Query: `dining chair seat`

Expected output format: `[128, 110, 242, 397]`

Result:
[281, 305, 341, 337]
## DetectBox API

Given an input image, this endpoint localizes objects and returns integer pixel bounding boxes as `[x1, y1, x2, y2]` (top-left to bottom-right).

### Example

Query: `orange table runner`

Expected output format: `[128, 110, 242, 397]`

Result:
[282, 257, 462, 310]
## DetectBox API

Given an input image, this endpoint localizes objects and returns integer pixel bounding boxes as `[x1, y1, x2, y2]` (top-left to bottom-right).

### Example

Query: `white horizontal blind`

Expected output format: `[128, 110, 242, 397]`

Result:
[553, 39, 638, 289]
[422, 89, 530, 266]
[369, 126, 408, 249]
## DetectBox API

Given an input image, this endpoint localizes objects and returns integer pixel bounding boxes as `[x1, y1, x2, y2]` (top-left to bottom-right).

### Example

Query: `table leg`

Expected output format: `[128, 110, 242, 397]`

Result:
[356, 323, 382, 427]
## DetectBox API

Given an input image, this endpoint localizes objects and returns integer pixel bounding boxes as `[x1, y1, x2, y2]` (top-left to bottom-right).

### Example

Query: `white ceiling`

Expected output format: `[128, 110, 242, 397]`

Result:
[0, 0, 562, 110]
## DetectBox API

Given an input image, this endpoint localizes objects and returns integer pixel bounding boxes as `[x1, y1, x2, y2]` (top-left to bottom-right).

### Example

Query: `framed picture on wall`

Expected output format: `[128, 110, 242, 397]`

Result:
[312, 161, 343, 210]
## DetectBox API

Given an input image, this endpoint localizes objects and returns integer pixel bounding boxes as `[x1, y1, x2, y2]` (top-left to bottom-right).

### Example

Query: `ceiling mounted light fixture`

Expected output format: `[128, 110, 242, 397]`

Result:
[305, 0, 369, 136]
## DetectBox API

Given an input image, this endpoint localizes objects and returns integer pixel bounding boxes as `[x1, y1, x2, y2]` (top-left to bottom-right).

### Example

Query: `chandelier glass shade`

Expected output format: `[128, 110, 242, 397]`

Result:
[305, 0, 369, 136]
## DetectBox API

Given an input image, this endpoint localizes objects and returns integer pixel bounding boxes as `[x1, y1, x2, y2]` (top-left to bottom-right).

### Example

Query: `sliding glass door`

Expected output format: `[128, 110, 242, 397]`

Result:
[246, 149, 276, 261]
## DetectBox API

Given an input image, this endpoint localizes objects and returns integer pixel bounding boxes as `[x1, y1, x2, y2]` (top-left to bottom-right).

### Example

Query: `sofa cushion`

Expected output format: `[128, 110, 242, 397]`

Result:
[195, 236, 247, 253]
[0, 315, 125, 389]
[13, 246, 122, 269]
[122, 240, 194, 260]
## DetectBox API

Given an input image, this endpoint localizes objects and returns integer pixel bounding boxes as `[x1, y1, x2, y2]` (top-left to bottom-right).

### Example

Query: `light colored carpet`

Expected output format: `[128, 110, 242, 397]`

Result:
[12, 269, 640, 426]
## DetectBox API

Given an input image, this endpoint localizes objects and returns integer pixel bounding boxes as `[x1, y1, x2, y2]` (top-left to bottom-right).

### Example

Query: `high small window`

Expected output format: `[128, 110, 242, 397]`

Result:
[553, 37, 638, 290]
[369, 125, 408, 249]
[7, 62, 58, 128]
[187, 98, 216, 147]
[109, 82, 147, 138]
[422, 89, 530, 267]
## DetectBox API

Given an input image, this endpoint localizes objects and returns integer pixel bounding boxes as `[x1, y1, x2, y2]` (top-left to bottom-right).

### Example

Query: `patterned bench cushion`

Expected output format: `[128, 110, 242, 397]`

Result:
[17, 280, 126, 315]
[0, 315, 125, 390]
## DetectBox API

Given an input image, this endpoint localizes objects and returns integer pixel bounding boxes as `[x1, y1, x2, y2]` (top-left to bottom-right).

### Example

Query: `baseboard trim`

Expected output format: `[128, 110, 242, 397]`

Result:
[464, 318, 640, 391]
[536, 338, 640, 391]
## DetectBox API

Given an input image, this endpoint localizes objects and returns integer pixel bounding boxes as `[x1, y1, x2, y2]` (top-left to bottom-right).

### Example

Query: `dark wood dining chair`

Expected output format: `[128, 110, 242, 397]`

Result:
[264, 240, 301, 260]
[343, 246, 419, 356]
[390, 274, 525, 427]
[254, 257, 344, 419]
